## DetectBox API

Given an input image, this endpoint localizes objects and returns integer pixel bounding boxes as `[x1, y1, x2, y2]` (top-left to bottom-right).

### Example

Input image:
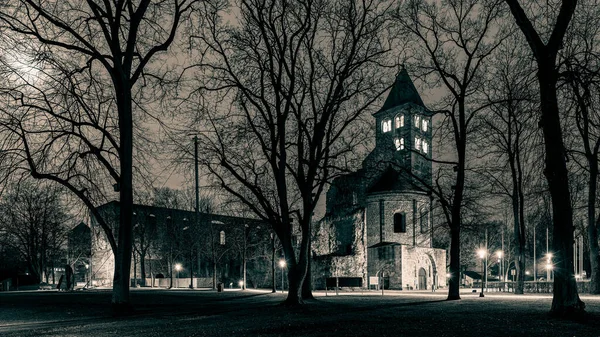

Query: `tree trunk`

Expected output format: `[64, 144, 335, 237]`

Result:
[512, 191, 525, 294]
[140, 253, 146, 287]
[447, 225, 461, 300]
[301, 232, 314, 300]
[537, 65, 584, 315]
[272, 234, 276, 293]
[111, 80, 134, 314]
[587, 158, 600, 293]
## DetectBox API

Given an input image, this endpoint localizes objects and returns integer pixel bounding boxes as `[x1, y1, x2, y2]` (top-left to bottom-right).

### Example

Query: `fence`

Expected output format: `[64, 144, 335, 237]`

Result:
[472, 280, 591, 293]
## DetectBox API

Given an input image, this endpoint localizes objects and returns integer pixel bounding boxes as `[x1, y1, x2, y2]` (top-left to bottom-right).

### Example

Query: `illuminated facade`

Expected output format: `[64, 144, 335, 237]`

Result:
[313, 69, 446, 290]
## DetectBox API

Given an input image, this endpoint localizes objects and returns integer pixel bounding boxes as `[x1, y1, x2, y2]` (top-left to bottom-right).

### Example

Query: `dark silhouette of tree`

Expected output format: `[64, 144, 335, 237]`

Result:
[475, 35, 540, 294]
[0, 180, 70, 284]
[504, 0, 585, 315]
[189, 0, 394, 304]
[560, 0, 600, 294]
[0, 0, 197, 313]
[395, 0, 508, 300]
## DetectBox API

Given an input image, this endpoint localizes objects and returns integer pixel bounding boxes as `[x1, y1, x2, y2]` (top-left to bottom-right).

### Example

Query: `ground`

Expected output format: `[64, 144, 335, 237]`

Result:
[1, 288, 599, 336]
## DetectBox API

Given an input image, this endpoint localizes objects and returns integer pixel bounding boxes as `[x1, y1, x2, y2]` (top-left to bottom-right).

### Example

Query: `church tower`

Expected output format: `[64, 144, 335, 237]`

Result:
[315, 68, 445, 291]
[363, 67, 433, 189]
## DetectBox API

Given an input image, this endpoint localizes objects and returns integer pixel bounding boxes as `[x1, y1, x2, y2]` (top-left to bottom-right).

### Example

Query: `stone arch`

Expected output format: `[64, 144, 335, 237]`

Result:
[425, 252, 438, 289]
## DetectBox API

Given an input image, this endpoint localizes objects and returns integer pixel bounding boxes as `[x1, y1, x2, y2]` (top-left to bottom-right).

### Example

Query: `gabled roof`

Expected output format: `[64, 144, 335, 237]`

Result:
[377, 68, 424, 113]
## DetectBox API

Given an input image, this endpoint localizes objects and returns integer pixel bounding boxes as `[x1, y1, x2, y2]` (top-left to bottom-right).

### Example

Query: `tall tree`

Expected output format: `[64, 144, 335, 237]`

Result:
[475, 35, 539, 294]
[560, 0, 600, 294]
[504, 0, 585, 315]
[0, 0, 197, 313]
[190, 0, 393, 304]
[0, 180, 70, 284]
[396, 0, 508, 300]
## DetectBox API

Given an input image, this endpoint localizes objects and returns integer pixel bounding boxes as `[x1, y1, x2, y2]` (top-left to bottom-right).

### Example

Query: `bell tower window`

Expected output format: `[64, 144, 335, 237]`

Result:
[422, 119, 428, 132]
[423, 140, 429, 154]
[414, 115, 420, 129]
[382, 119, 392, 133]
[395, 115, 404, 128]
[394, 138, 404, 151]
[415, 137, 422, 151]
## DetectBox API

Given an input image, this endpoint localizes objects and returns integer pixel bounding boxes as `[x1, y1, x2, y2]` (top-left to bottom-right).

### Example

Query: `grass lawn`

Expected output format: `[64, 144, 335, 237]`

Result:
[1, 288, 599, 336]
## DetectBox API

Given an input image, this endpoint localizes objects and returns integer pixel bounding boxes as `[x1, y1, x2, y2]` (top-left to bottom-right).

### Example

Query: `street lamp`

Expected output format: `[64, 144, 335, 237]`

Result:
[477, 249, 486, 297]
[546, 253, 553, 282]
[496, 251, 503, 281]
[279, 259, 286, 293]
[175, 263, 182, 288]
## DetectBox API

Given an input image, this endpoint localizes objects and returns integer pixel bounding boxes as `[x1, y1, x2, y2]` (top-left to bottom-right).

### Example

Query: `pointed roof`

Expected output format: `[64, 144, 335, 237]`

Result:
[378, 68, 424, 113]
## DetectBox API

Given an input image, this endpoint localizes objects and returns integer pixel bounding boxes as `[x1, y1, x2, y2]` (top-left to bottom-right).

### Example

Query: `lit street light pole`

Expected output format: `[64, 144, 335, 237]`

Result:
[478, 249, 486, 298]
[279, 259, 286, 293]
[175, 263, 182, 288]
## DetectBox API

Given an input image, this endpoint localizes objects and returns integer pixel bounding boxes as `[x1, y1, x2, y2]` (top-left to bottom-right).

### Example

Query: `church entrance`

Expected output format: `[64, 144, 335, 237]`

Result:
[418, 268, 427, 290]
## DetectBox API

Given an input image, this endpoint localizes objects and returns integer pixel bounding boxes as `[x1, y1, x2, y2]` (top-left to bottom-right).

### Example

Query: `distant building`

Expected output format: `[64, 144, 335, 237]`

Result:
[313, 68, 446, 290]
[90, 201, 272, 289]
[68, 222, 92, 284]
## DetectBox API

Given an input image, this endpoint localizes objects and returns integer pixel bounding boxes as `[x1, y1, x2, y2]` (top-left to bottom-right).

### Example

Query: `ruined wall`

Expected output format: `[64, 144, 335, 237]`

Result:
[312, 209, 368, 289]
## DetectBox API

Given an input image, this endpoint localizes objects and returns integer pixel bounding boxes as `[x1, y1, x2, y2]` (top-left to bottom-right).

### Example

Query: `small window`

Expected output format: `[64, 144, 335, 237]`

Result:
[415, 137, 422, 151]
[395, 115, 404, 128]
[423, 140, 428, 154]
[414, 115, 420, 129]
[382, 119, 392, 133]
[352, 192, 358, 205]
[219, 231, 226, 245]
[394, 138, 404, 151]
[394, 212, 406, 233]
[422, 119, 428, 132]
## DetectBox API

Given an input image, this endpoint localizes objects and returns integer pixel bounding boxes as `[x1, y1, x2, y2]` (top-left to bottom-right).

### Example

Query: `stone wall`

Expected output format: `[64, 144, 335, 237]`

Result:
[365, 192, 431, 247]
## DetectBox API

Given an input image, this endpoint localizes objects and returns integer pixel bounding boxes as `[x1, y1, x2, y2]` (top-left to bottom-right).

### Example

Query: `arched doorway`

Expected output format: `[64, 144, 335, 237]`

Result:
[418, 268, 427, 290]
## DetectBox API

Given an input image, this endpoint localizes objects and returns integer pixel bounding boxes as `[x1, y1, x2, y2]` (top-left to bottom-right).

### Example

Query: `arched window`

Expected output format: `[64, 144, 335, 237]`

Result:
[382, 119, 392, 133]
[422, 119, 429, 132]
[394, 138, 405, 151]
[219, 231, 226, 245]
[423, 140, 429, 154]
[415, 137, 422, 151]
[394, 212, 406, 233]
[395, 115, 404, 128]
[414, 115, 421, 129]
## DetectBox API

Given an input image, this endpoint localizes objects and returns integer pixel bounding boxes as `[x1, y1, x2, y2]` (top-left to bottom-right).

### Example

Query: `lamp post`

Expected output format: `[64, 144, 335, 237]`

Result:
[546, 253, 553, 281]
[478, 249, 486, 297]
[496, 250, 503, 281]
[279, 259, 286, 293]
[175, 263, 182, 288]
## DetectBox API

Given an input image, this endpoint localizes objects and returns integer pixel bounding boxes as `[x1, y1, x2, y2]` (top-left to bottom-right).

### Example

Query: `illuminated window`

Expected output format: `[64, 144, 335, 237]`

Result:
[219, 231, 226, 245]
[394, 137, 405, 151]
[423, 140, 429, 154]
[422, 119, 428, 132]
[395, 115, 404, 128]
[382, 119, 392, 133]
[414, 115, 420, 129]
[415, 137, 422, 151]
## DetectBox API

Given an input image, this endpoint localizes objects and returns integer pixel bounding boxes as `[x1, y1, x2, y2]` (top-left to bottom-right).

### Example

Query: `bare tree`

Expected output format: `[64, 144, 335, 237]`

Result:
[0, 179, 70, 284]
[395, 0, 508, 300]
[0, 0, 197, 312]
[504, 0, 585, 315]
[189, 0, 394, 304]
[474, 35, 541, 293]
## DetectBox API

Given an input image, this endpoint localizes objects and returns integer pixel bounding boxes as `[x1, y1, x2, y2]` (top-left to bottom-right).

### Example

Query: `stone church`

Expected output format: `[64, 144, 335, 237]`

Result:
[313, 68, 446, 290]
